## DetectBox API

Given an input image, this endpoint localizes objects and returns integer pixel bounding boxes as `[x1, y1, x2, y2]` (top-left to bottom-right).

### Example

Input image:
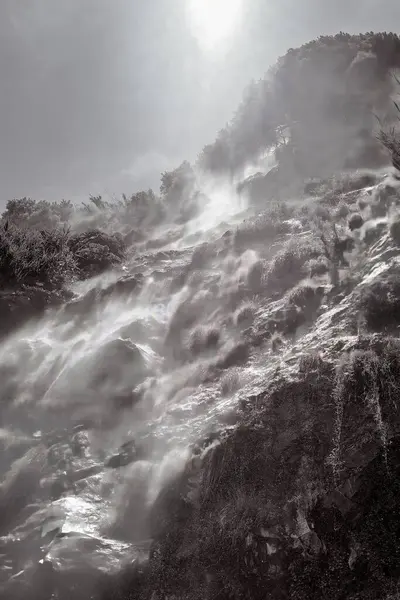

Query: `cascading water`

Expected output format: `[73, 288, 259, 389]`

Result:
[0, 179, 272, 596]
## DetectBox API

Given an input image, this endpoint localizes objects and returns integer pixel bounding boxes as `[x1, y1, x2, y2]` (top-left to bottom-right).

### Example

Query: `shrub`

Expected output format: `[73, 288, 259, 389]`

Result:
[334, 202, 350, 220]
[348, 213, 364, 231]
[317, 223, 355, 269]
[332, 172, 377, 194]
[358, 273, 400, 331]
[304, 178, 324, 195]
[3, 198, 74, 230]
[298, 351, 325, 373]
[287, 282, 319, 310]
[2, 190, 166, 239]
[234, 202, 293, 249]
[266, 238, 322, 294]
[234, 302, 256, 328]
[0, 223, 75, 286]
[378, 127, 400, 173]
[68, 229, 125, 279]
[305, 257, 330, 277]
[188, 326, 220, 357]
[312, 204, 332, 222]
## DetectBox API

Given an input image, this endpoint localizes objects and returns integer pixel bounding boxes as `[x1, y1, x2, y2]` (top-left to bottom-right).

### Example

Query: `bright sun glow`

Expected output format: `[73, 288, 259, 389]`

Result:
[187, 0, 242, 51]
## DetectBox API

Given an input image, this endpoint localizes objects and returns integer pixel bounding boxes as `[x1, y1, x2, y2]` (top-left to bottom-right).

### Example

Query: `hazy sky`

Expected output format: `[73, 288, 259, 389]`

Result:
[1, 0, 400, 203]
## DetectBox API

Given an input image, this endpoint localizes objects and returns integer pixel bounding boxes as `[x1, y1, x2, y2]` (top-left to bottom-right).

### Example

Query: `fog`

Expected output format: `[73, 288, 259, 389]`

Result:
[1, 0, 400, 203]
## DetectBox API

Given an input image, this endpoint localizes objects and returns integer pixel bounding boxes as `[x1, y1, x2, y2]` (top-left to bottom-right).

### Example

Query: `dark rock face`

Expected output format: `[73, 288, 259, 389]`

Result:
[3, 159, 400, 600]
[143, 340, 400, 600]
[0, 286, 70, 338]
[85, 338, 150, 405]
[105, 440, 139, 470]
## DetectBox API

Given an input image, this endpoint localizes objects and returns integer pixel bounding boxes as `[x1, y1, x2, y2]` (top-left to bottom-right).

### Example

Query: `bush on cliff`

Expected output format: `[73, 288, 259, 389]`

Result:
[0, 222, 75, 287]
[68, 229, 125, 279]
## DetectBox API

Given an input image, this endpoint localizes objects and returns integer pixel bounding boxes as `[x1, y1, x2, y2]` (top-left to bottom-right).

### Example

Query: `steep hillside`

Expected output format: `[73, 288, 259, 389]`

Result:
[198, 32, 400, 184]
[1, 33, 400, 600]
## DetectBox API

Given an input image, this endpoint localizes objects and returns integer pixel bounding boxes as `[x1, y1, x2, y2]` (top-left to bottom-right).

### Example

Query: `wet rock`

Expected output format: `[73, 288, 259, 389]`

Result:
[69, 462, 103, 484]
[40, 472, 71, 501]
[105, 440, 138, 470]
[190, 243, 211, 269]
[101, 274, 144, 299]
[31, 532, 144, 600]
[47, 443, 73, 469]
[0, 445, 48, 536]
[63, 286, 123, 322]
[92, 338, 149, 388]
[0, 286, 68, 338]
[0, 559, 55, 600]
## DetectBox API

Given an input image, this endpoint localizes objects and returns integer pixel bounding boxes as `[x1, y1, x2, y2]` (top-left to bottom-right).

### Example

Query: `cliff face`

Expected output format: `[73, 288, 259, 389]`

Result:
[136, 175, 400, 600]
[2, 32, 400, 600]
[0, 170, 399, 600]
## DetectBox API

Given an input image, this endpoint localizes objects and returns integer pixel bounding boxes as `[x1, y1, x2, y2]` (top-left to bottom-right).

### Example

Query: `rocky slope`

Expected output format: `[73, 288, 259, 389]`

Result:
[1, 165, 400, 599]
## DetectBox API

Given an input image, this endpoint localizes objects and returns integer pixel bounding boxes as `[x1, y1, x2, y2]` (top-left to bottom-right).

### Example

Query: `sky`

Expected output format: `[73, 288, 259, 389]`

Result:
[1, 0, 400, 203]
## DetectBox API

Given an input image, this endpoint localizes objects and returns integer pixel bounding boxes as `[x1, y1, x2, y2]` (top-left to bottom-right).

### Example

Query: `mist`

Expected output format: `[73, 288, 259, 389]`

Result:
[2, 2, 400, 597]
[1, 0, 400, 203]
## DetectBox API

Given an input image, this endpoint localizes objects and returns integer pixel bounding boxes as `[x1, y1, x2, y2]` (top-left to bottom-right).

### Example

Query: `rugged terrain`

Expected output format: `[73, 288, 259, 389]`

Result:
[2, 32, 400, 600]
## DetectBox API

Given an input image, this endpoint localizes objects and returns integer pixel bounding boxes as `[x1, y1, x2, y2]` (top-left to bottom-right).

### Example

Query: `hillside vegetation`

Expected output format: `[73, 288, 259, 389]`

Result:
[2, 31, 400, 600]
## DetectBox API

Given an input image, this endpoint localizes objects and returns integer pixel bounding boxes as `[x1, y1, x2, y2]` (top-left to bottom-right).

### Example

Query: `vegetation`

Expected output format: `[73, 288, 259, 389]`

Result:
[3, 29, 400, 600]
[378, 94, 400, 172]
[266, 238, 322, 294]
[198, 33, 400, 182]
[0, 221, 75, 286]
[1, 32, 399, 301]
[348, 212, 364, 231]
[0, 163, 199, 291]
[358, 270, 400, 332]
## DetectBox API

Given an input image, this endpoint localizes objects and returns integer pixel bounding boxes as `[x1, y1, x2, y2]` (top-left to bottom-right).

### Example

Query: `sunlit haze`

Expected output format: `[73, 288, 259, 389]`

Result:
[2, 0, 400, 595]
[187, 0, 243, 51]
[1, 0, 400, 200]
